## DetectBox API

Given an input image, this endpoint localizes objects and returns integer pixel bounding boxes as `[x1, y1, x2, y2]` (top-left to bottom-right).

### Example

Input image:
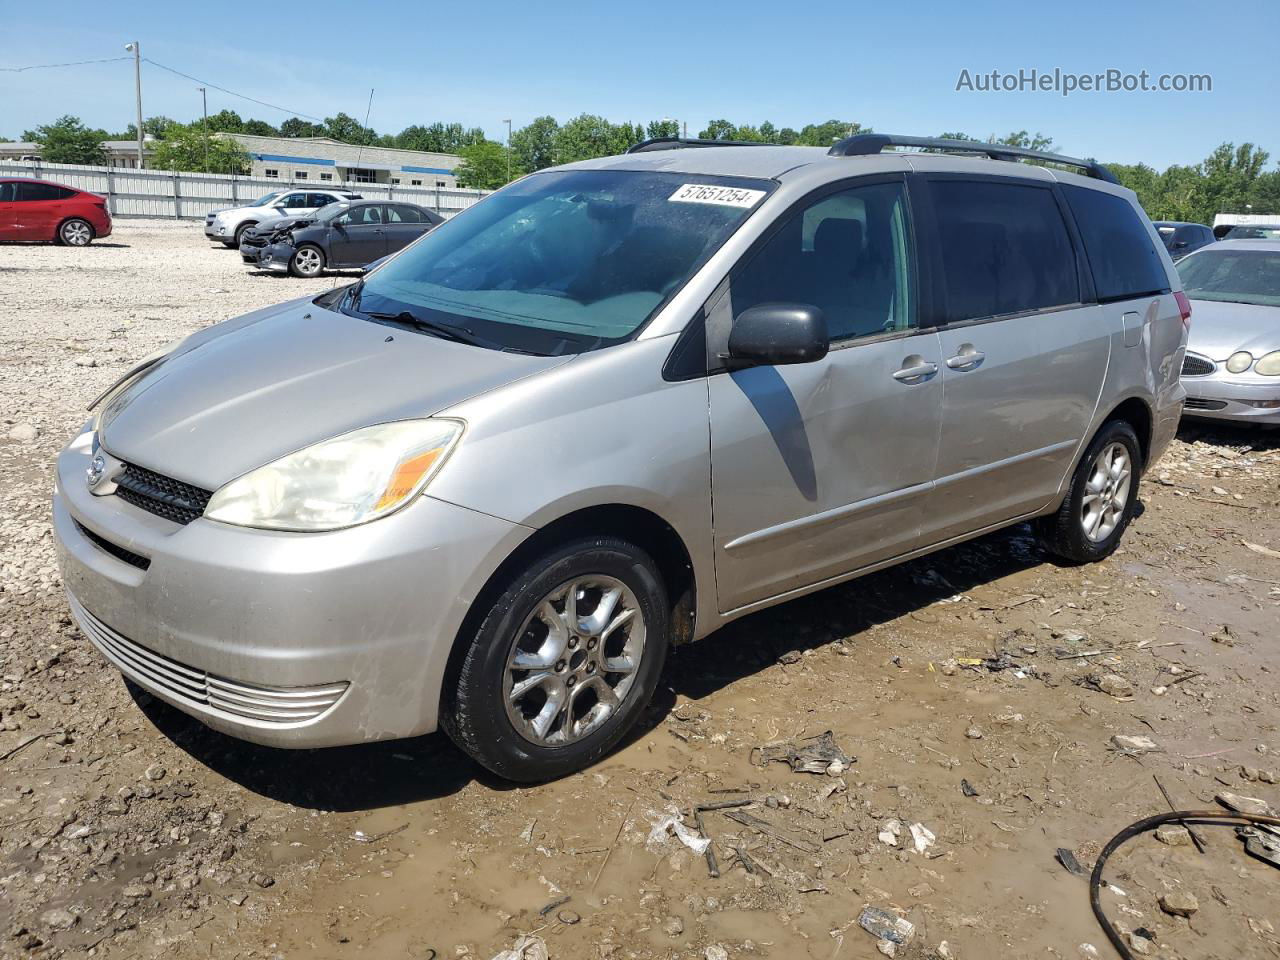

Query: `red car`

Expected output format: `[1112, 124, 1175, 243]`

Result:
[0, 177, 112, 246]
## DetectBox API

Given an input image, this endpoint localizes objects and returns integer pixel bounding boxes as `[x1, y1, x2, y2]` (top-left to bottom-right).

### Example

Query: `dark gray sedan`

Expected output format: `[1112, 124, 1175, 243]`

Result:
[242, 200, 443, 277]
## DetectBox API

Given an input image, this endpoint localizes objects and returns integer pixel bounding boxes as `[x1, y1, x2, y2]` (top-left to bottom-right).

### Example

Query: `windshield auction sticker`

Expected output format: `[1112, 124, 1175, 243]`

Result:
[668, 184, 766, 208]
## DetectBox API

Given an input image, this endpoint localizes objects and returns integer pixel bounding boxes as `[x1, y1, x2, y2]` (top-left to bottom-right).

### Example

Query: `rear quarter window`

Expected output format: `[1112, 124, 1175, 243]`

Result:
[1062, 185, 1169, 302]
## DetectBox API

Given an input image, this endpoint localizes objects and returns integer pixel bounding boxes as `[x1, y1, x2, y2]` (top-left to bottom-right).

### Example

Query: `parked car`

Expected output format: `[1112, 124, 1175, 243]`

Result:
[1153, 220, 1214, 260]
[243, 200, 443, 276]
[54, 134, 1188, 781]
[0, 177, 111, 245]
[1223, 224, 1280, 241]
[204, 189, 360, 248]
[1177, 239, 1280, 424]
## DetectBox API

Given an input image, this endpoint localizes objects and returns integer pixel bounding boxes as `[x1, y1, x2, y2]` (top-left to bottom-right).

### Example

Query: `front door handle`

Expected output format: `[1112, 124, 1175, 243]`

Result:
[892, 357, 939, 383]
[945, 345, 986, 370]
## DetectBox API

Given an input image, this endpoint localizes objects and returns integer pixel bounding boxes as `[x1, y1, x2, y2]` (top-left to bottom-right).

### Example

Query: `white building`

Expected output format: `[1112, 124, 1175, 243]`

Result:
[224, 134, 461, 188]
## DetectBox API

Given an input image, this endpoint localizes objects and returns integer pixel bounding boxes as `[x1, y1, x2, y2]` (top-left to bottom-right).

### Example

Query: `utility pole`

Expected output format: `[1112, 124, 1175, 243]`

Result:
[198, 87, 208, 172]
[504, 118, 512, 184]
[125, 42, 143, 169]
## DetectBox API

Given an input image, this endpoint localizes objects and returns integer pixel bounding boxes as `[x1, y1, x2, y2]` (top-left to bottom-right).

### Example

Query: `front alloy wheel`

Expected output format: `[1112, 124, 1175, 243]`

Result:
[443, 536, 668, 782]
[290, 245, 324, 277]
[504, 575, 646, 746]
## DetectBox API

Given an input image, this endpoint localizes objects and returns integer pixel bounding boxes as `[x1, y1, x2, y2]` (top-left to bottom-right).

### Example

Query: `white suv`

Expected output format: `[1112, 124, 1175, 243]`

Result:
[204, 190, 361, 248]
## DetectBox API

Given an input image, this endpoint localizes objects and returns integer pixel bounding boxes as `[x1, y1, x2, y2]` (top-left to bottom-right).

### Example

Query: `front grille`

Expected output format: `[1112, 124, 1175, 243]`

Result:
[74, 521, 150, 570]
[115, 464, 212, 525]
[1182, 354, 1215, 377]
[69, 593, 349, 725]
[1184, 397, 1228, 411]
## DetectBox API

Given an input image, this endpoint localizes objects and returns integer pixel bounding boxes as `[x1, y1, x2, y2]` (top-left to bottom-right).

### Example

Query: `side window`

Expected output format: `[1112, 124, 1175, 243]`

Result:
[388, 204, 422, 223]
[16, 182, 72, 202]
[0, 182, 16, 202]
[309, 193, 336, 208]
[929, 180, 1079, 323]
[730, 180, 915, 343]
[1062, 185, 1169, 302]
[346, 205, 382, 225]
[280, 193, 308, 207]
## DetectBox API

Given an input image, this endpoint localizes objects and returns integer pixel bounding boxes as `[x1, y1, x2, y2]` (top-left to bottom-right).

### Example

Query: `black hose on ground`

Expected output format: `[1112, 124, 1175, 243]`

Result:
[1090, 809, 1280, 959]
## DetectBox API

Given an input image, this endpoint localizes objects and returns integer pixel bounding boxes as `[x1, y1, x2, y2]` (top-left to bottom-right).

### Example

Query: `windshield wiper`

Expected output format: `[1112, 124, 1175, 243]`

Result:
[364, 309, 515, 351]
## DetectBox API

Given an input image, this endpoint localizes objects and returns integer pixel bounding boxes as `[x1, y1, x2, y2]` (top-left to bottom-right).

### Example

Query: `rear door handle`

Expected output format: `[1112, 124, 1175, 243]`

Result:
[945, 346, 986, 370]
[892, 358, 939, 383]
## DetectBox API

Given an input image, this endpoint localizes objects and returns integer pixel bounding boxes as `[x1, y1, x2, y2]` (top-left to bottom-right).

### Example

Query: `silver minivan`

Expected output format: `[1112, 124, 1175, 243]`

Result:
[54, 135, 1189, 781]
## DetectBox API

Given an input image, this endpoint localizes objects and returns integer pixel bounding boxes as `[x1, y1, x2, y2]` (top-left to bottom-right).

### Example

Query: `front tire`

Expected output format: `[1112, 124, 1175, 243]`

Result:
[232, 222, 255, 247]
[1038, 420, 1142, 563]
[442, 536, 669, 782]
[59, 218, 94, 247]
[289, 244, 325, 278]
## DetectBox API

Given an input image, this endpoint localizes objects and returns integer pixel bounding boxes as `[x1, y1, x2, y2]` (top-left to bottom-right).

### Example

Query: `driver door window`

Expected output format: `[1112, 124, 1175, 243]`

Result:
[730, 180, 916, 343]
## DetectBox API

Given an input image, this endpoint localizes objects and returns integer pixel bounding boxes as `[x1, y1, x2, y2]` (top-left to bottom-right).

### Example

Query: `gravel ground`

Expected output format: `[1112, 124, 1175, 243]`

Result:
[2, 221, 1280, 960]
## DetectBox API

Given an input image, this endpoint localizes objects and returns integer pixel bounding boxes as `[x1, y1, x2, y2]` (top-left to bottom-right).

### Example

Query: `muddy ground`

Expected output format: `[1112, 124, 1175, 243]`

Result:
[1, 221, 1279, 960]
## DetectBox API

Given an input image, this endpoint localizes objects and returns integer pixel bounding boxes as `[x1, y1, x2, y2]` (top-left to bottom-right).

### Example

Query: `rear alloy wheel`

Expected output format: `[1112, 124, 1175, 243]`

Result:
[1038, 420, 1143, 563]
[443, 536, 669, 782]
[289, 245, 325, 278]
[60, 219, 93, 247]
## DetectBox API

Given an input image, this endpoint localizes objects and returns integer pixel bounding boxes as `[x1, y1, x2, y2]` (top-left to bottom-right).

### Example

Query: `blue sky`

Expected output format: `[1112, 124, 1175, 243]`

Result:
[2, 0, 1276, 170]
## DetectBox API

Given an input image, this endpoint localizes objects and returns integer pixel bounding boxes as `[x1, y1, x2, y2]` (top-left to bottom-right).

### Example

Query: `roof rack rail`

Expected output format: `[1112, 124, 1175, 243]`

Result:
[626, 137, 775, 154]
[827, 133, 1119, 184]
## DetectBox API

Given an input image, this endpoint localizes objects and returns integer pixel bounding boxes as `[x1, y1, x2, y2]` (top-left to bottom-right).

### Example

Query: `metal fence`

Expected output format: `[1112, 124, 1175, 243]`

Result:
[0, 160, 490, 220]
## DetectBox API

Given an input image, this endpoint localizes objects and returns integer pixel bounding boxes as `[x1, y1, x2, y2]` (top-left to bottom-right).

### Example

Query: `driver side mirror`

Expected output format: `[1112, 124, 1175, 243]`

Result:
[727, 303, 829, 367]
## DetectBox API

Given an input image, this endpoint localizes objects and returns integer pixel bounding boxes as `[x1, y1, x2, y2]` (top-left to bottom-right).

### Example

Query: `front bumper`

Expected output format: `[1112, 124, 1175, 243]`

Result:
[53, 429, 531, 747]
[250, 242, 292, 272]
[205, 220, 230, 240]
[1181, 373, 1280, 424]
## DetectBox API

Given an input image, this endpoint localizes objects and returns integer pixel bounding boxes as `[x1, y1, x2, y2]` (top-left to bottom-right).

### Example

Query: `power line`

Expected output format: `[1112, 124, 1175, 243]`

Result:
[0, 56, 131, 73]
[142, 58, 325, 123]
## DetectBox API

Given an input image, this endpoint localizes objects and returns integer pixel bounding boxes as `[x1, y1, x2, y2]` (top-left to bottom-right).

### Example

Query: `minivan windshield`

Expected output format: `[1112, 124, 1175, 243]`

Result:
[348, 169, 773, 353]
[1177, 248, 1280, 307]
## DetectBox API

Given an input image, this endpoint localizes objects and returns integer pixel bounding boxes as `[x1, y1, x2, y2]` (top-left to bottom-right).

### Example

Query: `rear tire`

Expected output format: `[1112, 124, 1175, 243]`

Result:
[289, 244, 325, 278]
[59, 218, 94, 247]
[442, 536, 669, 782]
[1038, 420, 1143, 564]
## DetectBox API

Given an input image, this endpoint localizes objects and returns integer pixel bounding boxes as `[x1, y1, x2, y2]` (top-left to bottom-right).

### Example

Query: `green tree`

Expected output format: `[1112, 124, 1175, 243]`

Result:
[645, 118, 679, 140]
[242, 119, 279, 136]
[455, 140, 523, 189]
[776, 127, 800, 145]
[281, 118, 325, 138]
[796, 120, 863, 146]
[205, 109, 245, 133]
[698, 119, 737, 140]
[991, 130, 1055, 151]
[150, 124, 250, 174]
[323, 112, 377, 145]
[512, 116, 560, 170]
[554, 114, 624, 164]
[23, 116, 108, 165]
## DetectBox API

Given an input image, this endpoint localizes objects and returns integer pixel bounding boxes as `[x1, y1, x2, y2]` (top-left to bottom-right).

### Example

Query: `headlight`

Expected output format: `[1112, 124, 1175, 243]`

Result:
[204, 419, 463, 531]
[1256, 351, 1280, 376]
[1226, 351, 1254, 374]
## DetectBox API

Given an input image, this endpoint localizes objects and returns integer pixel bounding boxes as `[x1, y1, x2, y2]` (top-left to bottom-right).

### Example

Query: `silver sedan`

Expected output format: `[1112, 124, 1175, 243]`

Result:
[1177, 239, 1280, 424]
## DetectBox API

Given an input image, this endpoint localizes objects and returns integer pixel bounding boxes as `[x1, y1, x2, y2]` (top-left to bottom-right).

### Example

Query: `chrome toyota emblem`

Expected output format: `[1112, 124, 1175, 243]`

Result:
[86, 454, 107, 489]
